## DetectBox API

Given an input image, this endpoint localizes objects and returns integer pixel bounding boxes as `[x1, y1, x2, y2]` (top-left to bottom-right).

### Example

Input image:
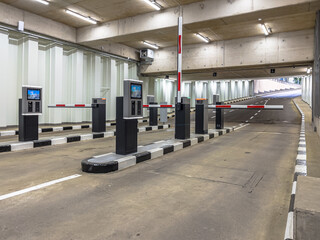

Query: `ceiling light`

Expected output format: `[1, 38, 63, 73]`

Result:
[65, 9, 97, 24]
[143, 41, 159, 49]
[142, 0, 161, 11]
[195, 33, 210, 43]
[34, 0, 49, 5]
[307, 68, 312, 74]
[260, 23, 270, 36]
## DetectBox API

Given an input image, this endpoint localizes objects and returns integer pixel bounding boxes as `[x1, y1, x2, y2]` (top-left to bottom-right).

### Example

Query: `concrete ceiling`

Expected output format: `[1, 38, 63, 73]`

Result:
[0, 0, 202, 27]
[99, 3, 319, 49]
[145, 63, 313, 80]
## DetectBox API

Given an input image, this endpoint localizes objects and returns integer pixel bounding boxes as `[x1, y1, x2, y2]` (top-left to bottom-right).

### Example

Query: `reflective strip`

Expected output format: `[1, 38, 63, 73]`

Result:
[247, 105, 264, 109]
[208, 105, 283, 109]
[143, 105, 174, 108]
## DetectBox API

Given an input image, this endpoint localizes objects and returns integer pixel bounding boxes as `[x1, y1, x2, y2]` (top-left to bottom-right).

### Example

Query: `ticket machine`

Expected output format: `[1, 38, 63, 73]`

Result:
[216, 101, 224, 129]
[116, 79, 143, 155]
[92, 98, 106, 133]
[147, 95, 158, 126]
[195, 98, 208, 134]
[19, 86, 42, 141]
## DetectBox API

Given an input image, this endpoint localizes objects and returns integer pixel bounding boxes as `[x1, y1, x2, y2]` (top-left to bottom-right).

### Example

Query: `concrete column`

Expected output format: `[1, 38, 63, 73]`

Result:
[20, 37, 39, 86]
[93, 55, 102, 98]
[220, 81, 226, 101]
[143, 78, 149, 117]
[301, 77, 305, 101]
[0, 28, 8, 127]
[70, 50, 84, 122]
[47, 44, 63, 124]
[109, 58, 117, 120]
[309, 75, 313, 107]
[312, 11, 319, 131]
[230, 81, 235, 99]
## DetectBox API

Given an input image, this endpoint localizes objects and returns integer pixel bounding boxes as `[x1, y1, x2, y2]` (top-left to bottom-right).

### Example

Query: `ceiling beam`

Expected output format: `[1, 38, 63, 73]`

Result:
[140, 29, 314, 78]
[77, 0, 319, 44]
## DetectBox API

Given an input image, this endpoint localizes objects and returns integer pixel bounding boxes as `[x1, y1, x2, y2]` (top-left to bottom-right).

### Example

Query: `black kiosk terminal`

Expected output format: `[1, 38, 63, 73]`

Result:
[116, 79, 143, 155]
[19, 86, 42, 141]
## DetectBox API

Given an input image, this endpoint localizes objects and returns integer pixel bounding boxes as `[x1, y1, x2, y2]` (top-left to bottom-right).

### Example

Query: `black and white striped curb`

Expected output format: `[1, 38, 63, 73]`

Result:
[0, 119, 150, 137]
[284, 100, 307, 240]
[0, 124, 170, 153]
[82, 127, 234, 174]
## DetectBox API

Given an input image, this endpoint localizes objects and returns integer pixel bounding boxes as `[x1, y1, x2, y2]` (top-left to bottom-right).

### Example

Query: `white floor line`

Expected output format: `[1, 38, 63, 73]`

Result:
[234, 124, 250, 131]
[211, 116, 216, 119]
[250, 116, 254, 119]
[0, 174, 81, 201]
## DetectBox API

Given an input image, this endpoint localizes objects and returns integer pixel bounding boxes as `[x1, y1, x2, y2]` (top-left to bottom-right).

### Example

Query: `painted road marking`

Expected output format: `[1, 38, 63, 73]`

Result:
[0, 174, 81, 201]
[234, 124, 250, 131]
[211, 116, 216, 119]
[250, 116, 254, 119]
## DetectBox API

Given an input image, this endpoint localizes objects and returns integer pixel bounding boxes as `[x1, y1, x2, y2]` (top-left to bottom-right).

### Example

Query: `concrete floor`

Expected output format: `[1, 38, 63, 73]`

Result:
[0, 94, 300, 240]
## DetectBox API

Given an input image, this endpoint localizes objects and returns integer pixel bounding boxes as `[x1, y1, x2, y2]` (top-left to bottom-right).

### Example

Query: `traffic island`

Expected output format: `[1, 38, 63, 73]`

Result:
[81, 127, 234, 174]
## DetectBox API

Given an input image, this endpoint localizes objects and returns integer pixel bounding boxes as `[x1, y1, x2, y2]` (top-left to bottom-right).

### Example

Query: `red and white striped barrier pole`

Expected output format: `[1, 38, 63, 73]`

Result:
[177, 16, 182, 104]
[48, 104, 92, 108]
[143, 104, 175, 108]
[208, 105, 284, 110]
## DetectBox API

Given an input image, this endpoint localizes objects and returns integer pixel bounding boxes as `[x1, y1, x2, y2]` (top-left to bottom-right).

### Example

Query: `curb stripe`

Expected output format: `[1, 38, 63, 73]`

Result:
[284, 100, 307, 240]
[82, 126, 236, 174]
[0, 124, 170, 153]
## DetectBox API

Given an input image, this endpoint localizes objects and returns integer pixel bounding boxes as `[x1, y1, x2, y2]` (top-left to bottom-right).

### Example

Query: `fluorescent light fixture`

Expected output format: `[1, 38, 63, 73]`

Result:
[307, 68, 312, 74]
[35, 0, 49, 5]
[142, 0, 161, 10]
[195, 33, 210, 43]
[260, 23, 270, 36]
[143, 41, 159, 49]
[65, 9, 97, 24]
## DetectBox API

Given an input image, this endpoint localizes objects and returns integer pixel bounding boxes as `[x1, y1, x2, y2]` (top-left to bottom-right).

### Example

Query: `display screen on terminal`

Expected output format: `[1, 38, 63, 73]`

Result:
[27, 89, 41, 100]
[130, 84, 142, 99]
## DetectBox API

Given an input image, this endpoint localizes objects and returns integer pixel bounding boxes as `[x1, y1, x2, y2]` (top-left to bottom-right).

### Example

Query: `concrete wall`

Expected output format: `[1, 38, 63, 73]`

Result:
[153, 79, 254, 108]
[302, 76, 312, 107]
[254, 79, 301, 94]
[0, 2, 76, 43]
[0, 29, 138, 127]
[141, 29, 314, 75]
[313, 11, 320, 135]
[77, 0, 319, 43]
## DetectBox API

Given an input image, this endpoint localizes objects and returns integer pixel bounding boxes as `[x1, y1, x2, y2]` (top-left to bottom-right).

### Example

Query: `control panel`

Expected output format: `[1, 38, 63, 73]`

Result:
[92, 98, 106, 106]
[123, 79, 143, 119]
[22, 86, 42, 115]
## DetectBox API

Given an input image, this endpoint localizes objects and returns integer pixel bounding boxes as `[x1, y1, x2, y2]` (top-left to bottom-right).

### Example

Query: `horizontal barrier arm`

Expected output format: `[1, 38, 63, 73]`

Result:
[48, 104, 93, 108]
[207, 105, 284, 110]
[143, 104, 175, 108]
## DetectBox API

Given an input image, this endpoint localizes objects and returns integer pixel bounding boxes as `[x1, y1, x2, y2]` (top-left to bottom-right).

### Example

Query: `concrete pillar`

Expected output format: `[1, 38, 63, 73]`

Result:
[0, 28, 8, 127]
[109, 58, 117, 120]
[312, 10, 319, 131]
[70, 50, 84, 122]
[230, 81, 235, 99]
[47, 44, 63, 124]
[302, 77, 306, 101]
[93, 55, 102, 98]
[220, 81, 226, 101]
[20, 37, 39, 86]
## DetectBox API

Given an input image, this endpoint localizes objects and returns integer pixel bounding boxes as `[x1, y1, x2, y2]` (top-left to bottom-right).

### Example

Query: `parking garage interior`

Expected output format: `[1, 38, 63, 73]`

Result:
[0, 0, 320, 240]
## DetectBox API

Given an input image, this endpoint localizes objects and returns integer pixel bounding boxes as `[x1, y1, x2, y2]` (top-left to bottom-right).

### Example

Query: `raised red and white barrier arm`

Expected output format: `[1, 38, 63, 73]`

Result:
[177, 16, 182, 104]
[143, 105, 175, 108]
[208, 105, 284, 110]
[48, 104, 92, 108]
